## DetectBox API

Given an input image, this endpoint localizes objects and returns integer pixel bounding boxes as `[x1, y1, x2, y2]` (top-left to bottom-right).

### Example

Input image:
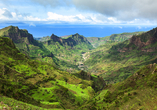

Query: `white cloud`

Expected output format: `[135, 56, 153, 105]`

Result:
[11, 12, 17, 18]
[127, 19, 156, 25]
[0, 8, 12, 20]
[108, 17, 121, 24]
[29, 22, 36, 27]
[46, 12, 124, 24]
[137, 26, 142, 29]
[47, 12, 73, 22]
[2, 8, 13, 18]
[118, 26, 122, 29]
[47, 12, 95, 23]
[24, 16, 41, 21]
[0, 6, 156, 25]
[0, 8, 42, 23]
[0, 0, 157, 25]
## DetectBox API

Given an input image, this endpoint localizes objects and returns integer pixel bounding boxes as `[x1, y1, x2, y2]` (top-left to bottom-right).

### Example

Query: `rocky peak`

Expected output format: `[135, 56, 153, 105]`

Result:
[130, 27, 157, 49]
[72, 33, 82, 38]
[70, 33, 90, 44]
[0, 26, 34, 44]
[50, 34, 62, 42]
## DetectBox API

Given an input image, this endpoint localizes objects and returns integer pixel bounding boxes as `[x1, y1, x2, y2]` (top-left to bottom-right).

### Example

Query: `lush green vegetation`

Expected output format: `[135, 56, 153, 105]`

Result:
[84, 28, 157, 84]
[0, 36, 105, 109]
[0, 26, 157, 109]
[0, 26, 83, 72]
[41, 33, 94, 72]
[80, 63, 157, 110]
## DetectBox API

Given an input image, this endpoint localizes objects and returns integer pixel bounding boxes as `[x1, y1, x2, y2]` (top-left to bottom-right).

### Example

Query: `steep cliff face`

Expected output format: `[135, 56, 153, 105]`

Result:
[115, 27, 157, 53]
[0, 26, 34, 44]
[130, 28, 157, 49]
[0, 26, 54, 60]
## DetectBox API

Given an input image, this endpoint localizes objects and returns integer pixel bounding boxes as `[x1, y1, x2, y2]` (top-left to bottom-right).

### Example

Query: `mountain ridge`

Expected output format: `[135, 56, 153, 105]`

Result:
[0, 26, 34, 44]
[87, 31, 144, 48]
[48, 33, 92, 47]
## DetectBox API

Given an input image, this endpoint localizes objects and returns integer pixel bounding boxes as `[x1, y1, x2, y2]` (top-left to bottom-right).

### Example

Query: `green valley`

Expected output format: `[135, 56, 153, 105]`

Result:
[0, 25, 157, 109]
[0, 36, 105, 109]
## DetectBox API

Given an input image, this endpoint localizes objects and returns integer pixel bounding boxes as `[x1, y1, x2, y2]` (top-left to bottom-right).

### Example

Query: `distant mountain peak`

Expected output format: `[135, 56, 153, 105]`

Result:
[72, 33, 82, 37]
[50, 34, 62, 42]
[50, 34, 60, 39]
[75, 33, 79, 35]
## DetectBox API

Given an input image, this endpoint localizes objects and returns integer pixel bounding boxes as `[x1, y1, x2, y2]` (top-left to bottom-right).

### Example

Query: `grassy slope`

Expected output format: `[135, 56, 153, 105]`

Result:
[85, 29, 157, 84]
[87, 32, 144, 48]
[0, 37, 105, 109]
[80, 63, 157, 110]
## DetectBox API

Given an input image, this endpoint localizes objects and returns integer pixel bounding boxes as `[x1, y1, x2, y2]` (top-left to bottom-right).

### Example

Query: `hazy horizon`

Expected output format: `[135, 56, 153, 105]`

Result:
[0, 24, 157, 38]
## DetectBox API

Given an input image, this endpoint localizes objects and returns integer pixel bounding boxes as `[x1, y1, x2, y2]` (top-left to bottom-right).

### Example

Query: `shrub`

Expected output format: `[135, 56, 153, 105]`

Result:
[103, 91, 112, 103]
[133, 92, 137, 95]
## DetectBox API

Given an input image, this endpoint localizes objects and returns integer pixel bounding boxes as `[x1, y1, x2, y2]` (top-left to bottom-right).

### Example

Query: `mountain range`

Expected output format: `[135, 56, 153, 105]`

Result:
[0, 25, 157, 109]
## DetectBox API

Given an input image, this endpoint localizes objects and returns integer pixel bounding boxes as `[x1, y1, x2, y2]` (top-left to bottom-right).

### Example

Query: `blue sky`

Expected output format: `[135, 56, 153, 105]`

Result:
[0, 0, 157, 26]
